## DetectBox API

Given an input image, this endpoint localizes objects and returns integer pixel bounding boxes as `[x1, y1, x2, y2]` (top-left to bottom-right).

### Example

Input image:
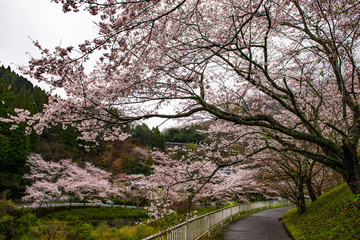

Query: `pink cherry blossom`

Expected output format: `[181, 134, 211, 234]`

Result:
[2, 0, 359, 194]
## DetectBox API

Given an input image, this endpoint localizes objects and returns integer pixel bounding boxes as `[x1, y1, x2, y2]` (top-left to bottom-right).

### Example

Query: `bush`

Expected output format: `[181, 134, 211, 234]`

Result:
[78, 223, 95, 240]
[0, 200, 39, 239]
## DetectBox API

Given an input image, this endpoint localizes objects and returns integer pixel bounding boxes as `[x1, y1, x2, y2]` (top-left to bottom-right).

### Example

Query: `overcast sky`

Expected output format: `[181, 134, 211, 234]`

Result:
[0, 0, 97, 74]
[0, 1, 175, 129]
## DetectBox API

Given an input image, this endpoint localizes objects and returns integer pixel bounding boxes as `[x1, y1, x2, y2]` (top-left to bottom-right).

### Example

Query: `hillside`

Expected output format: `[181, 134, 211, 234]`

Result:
[0, 65, 156, 200]
[283, 183, 360, 240]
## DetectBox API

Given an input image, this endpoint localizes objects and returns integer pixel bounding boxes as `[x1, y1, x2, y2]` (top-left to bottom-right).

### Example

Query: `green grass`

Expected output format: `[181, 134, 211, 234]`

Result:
[42, 206, 149, 221]
[283, 183, 360, 240]
[194, 206, 220, 216]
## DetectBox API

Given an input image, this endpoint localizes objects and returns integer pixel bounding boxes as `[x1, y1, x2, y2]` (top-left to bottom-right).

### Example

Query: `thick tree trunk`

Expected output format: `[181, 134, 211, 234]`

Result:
[296, 193, 306, 213]
[305, 179, 317, 201]
[345, 171, 360, 195]
[296, 178, 307, 213]
[342, 140, 360, 195]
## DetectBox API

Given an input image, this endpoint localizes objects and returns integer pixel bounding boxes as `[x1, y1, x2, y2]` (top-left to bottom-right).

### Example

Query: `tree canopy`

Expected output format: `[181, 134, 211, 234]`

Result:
[5, 0, 360, 195]
[163, 125, 206, 143]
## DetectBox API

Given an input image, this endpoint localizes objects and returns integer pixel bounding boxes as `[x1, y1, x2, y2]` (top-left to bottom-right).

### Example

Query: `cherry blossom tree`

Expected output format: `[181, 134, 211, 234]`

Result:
[4, 0, 360, 194]
[197, 120, 341, 213]
[120, 134, 274, 218]
[257, 149, 336, 213]
[23, 153, 121, 207]
[22, 153, 65, 206]
[56, 159, 121, 206]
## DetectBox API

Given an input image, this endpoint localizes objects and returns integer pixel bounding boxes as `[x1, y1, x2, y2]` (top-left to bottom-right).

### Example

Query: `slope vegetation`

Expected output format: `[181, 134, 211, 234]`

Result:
[283, 183, 360, 240]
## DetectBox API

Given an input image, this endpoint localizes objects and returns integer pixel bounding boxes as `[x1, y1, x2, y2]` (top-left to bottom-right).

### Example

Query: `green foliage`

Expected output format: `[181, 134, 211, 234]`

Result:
[124, 159, 152, 175]
[131, 124, 153, 146]
[150, 128, 166, 151]
[194, 206, 219, 216]
[89, 224, 155, 240]
[43, 207, 148, 221]
[0, 200, 153, 239]
[78, 223, 95, 239]
[283, 184, 360, 240]
[0, 200, 227, 239]
[131, 124, 166, 151]
[0, 199, 39, 239]
[0, 122, 31, 199]
[163, 125, 206, 143]
[0, 66, 49, 199]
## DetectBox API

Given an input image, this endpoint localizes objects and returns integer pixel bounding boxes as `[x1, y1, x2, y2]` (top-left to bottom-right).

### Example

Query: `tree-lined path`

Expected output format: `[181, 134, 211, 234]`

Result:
[223, 206, 294, 240]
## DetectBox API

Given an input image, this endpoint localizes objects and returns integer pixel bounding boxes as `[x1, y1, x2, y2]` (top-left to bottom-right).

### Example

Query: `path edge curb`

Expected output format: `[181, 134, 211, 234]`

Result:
[282, 220, 294, 240]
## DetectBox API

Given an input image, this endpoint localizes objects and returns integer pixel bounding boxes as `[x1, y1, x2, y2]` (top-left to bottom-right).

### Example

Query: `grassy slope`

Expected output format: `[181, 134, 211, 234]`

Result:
[283, 184, 360, 240]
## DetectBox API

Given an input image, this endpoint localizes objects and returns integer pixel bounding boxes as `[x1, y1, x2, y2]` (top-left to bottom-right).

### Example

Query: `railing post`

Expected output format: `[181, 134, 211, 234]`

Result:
[208, 213, 211, 238]
[185, 217, 189, 240]
[221, 209, 224, 227]
[141, 199, 292, 240]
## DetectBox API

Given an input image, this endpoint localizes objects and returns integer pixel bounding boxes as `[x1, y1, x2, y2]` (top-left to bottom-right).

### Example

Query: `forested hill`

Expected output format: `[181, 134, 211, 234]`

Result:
[0, 66, 162, 199]
[0, 65, 49, 199]
[0, 65, 209, 200]
[0, 66, 48, 113]
[0, 66, 33, 92]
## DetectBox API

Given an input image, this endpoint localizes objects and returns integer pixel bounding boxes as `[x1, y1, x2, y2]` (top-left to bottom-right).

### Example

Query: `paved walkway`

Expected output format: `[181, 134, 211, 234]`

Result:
[222, 206, 294, 240]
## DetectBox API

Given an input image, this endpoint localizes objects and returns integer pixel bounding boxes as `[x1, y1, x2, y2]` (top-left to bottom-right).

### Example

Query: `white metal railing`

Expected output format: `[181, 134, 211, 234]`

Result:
[142, 199, 292, 240]
[18, 202, 138, 209]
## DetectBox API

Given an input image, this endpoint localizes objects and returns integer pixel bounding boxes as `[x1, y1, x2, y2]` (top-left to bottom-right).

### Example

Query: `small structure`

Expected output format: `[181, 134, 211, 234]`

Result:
[165, 142, 187, 149]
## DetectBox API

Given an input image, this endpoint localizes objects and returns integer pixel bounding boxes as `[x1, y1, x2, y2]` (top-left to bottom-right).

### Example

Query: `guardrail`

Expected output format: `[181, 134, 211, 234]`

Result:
[17, 202, 138, 209]
[143, 199, 292, 240]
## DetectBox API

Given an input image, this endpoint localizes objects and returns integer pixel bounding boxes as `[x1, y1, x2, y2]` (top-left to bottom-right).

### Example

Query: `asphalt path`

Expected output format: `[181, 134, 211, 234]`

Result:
[222, 206, 294, 240]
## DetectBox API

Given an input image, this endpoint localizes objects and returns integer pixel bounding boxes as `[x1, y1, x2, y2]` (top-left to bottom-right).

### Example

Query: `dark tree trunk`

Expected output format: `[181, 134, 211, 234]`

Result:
[342, 139, 360, 195]
[305, 178, 317, 201]
[296, 178, 307, 213]
[345, 171, 360, 195]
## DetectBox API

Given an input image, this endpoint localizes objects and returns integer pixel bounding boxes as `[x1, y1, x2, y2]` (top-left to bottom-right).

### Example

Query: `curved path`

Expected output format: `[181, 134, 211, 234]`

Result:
[222, 206, 294, 240]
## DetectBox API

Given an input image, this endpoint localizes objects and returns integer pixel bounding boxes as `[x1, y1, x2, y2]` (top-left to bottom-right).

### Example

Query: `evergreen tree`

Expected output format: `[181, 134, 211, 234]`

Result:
[132, 124, 153, 146]
[164, 125, 205, 143]
[151, 128, 166, 152]
[0, 65, 48, 199]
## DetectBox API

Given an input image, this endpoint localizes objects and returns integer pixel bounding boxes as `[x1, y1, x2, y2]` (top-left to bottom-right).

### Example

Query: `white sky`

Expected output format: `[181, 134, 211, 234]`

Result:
[0, 0, 176, 130]
[0, 0, 96, 75]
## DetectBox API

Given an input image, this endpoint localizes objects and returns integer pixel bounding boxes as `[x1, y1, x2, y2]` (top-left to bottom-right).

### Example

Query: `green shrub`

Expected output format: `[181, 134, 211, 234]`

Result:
[0, 200, 39, 239]
[78, 223, 95, 240]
